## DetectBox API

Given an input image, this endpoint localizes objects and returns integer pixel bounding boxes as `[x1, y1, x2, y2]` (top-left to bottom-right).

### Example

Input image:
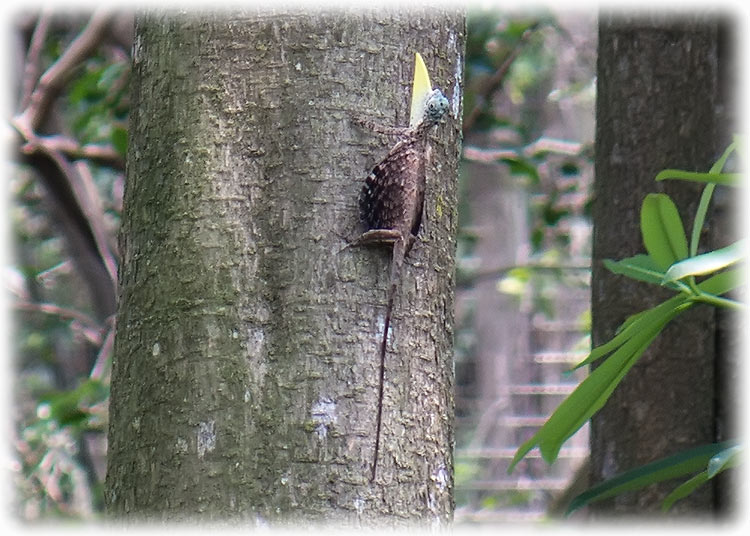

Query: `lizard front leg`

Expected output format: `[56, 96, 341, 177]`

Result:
[352, 116, 410, 139]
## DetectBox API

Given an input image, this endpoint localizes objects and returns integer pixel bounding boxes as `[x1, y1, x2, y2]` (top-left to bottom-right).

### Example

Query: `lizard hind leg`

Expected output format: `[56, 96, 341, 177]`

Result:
[350, 228, 403, 248]
[333, 228, 401, 256]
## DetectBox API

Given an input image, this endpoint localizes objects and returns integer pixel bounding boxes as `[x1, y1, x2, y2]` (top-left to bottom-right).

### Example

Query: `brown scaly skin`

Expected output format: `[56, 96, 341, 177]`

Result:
[352, 89, 449, 481]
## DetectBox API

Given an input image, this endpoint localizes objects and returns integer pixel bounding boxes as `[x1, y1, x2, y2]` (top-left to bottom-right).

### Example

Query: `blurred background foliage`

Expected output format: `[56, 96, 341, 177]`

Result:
[456, 8, 595, 521]
[9, 8, 595, 521]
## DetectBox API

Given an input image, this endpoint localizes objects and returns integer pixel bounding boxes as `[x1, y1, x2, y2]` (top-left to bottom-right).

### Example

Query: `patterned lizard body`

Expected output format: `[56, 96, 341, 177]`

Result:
[353, 85, 449, 481]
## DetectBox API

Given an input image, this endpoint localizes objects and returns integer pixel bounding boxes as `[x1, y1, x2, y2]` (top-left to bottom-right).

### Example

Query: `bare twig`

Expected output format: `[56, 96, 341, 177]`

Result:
[14, 301, 101, 334]
[462, 24, 540, 136]
[20, 134, 124, 169]
[15, 8, 114, 135]
[15, 131, 120, 318]
[89, 317, 115, 382]
[19, 9, 53, 110]
[463, 137, 584, 163]
[18, 139, 119, 289]
[456, 261, 591, 290]
[73, 160, 119, 284]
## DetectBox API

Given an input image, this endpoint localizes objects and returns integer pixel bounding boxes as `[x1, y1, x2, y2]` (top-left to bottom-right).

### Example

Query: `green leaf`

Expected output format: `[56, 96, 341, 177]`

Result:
[603, 255, 667, 286]
[111, 126, 128, 157]
[570, 293, 688, 370]
[500, 156, 540, 183]
[685, 139, 740, 256]
[663, 239, 745, 283]
[572, 267, 741, 372]
[662, 444, 741, 511]
[661, 472, 709, 511]
[69, 66, 105, 105]
[707, 445, 742, 478]
[510, 302, 689, 472]
[566, 441, 736, 515]
[41, 378, 109, 427]
[640, 194, 689, 271]
[697, 267, 742, 296]
[97, 61, 127, 92]
[712, 137, 740, 173]
[655, 169, 741, 187]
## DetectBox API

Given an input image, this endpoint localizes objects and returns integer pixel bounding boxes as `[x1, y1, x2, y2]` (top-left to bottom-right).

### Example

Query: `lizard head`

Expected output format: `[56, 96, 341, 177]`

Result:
[422, 89, 450, 126]
[409, 53, 450, 129]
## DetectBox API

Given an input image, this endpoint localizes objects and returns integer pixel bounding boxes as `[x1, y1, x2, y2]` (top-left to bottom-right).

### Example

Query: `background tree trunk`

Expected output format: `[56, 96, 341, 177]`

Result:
[591, 13, 734, 515]
[105, 10, 464, 525]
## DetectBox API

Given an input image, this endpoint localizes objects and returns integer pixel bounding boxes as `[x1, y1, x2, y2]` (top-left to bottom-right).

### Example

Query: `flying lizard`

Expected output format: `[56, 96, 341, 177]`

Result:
[349, 53, 450, 481]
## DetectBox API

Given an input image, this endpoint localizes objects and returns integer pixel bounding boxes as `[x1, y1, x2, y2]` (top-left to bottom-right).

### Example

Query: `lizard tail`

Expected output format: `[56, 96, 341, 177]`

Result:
[371, 293, 392, 482]
[371, 236, 407, 482]
[371, 270, 399, 482]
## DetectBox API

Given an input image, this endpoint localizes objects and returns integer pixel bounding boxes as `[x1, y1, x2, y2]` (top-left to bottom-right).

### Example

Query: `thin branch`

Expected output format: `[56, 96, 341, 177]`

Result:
[14, 301, 101, 334]
[15, 134, 119, 319]
[457, 261, 591, 289]
[73, 160, 119, 284]
[89, 316, 115, 382]
[19, 9, 53, 110]
[18, 139, 119, 289]
[462, 24, 540, 136]
[14, 8, 114, 135]
[20, 134, 124, 169]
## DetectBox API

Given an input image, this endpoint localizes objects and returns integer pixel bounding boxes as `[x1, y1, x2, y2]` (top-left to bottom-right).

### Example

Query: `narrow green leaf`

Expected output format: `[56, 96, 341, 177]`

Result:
[572, 267, 740, 373]
[641, 194, 689, 271]
[707, 445, 742, 478]
[566, 441, 735, 515]
[510, 303, 688, 472]
[655, 169, 740, 186]
[664, 240, 745, 283]
[690, 183, 716, 257]
[685, 140, 738, 256]
[603, 255, 665, 285]
[697, 267, 742, 296]
[728, 135, 744, 164]
[510, 435, 541, 474]
[662, 445, 741, 511]
[570, 294, 688, 370]
[661, 471, 709, 512]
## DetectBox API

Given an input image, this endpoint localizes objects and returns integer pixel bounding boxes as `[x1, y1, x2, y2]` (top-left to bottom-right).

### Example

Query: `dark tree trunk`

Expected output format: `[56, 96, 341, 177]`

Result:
[591, 13, 734, 516]
[105, 9, 464, 525]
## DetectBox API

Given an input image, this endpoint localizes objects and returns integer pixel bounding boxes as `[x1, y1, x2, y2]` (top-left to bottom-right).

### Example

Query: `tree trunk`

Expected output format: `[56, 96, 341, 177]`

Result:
[591, 13, 733, 516]
[105, 9, 464, 525]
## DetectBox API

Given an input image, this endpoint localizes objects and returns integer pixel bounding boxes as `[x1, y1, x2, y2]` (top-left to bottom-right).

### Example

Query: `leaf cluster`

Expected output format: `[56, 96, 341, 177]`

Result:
[509, 137, 744, 513]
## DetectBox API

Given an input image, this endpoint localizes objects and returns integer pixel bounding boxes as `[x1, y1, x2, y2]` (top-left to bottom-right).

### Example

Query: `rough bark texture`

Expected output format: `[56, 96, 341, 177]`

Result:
[591, 13, 734, 516]
[105, 9, 464, 525]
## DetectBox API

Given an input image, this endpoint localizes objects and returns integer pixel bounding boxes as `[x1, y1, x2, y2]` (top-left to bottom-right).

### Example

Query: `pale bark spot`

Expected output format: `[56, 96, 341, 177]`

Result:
[197, 420, 216, 458]
[311, 397, 337, 439]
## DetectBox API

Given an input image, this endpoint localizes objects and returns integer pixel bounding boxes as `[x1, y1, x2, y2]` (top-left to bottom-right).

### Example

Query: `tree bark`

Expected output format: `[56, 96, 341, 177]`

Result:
[105, 9, 464, 525]
[591, 13, 733, 516]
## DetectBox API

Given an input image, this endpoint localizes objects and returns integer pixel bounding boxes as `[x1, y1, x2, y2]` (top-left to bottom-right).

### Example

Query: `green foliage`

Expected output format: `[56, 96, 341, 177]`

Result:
[65, 56, 130, 150]
[461, 10, 594, 322]
[655, 168, 740, 186]
[13, 13, 129, 519]
[509, 139, 743, 510]
[38, 379, 109, 428]
[640, 193, 689, 271]
[565, 441, 738, 514]
[456, 11, 596, 520]
[663, 240, 744, 283]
